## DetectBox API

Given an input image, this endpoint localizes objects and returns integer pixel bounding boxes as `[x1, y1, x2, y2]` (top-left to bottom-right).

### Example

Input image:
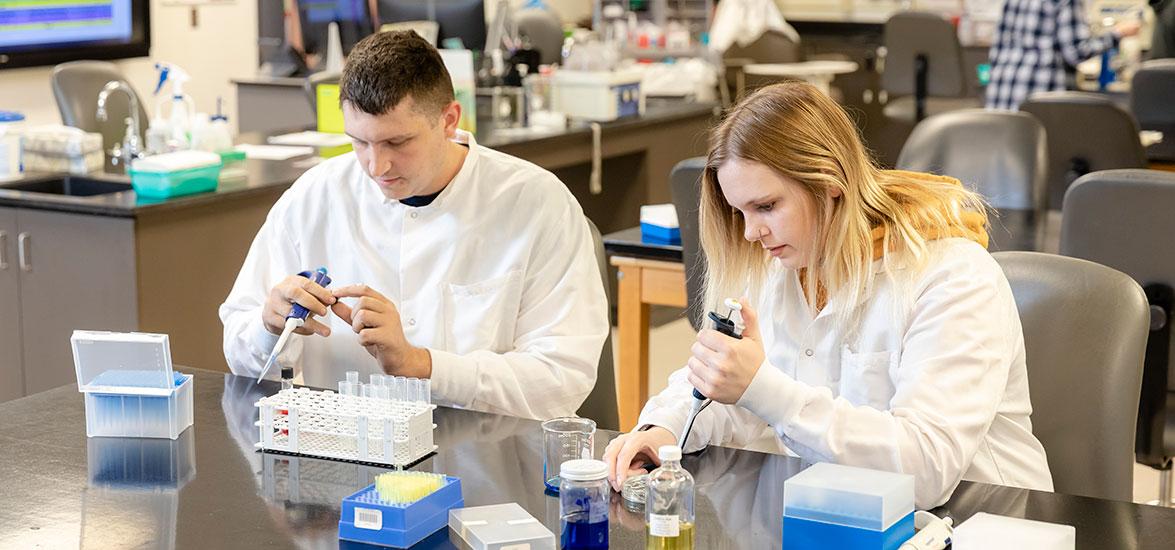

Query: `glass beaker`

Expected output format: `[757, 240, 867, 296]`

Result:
[542, 417, 595, 493]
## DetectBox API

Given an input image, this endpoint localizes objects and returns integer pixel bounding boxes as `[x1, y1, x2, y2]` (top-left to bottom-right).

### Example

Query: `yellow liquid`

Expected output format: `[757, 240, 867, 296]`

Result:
[645, 521, 695, 550]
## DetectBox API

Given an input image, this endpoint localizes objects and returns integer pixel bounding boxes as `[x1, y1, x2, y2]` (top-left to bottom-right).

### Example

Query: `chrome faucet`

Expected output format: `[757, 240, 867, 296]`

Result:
[96, 80, 143, 161]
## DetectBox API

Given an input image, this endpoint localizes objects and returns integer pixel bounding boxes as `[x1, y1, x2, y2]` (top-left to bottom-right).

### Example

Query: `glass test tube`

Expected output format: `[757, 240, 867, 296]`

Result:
[346, 371, 359, 385]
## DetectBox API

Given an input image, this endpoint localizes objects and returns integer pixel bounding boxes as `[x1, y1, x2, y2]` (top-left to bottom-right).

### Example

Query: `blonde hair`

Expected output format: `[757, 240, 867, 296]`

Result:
[700, 82, 988, 321]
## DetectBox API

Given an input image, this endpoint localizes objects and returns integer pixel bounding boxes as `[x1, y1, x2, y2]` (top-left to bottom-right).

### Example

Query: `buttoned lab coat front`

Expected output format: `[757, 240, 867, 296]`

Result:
[639, 238, 1054, 509]
[219, 133, 610, 420]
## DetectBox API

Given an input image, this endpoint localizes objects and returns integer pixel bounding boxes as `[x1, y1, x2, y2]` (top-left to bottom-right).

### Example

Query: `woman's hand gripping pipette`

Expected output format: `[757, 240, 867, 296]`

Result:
[680, 298, 764, 446]
[257, 267, 334, 384]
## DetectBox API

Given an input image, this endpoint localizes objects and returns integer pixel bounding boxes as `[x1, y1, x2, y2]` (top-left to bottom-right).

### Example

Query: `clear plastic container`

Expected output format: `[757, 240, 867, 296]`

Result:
[448, 503, 555, 550]
[71, 330, 194, 440]
[0, 111, 25, 180]
[21, 125, 104, 174]
[559, 459, 609, 549]
[782, 463, 915, 550]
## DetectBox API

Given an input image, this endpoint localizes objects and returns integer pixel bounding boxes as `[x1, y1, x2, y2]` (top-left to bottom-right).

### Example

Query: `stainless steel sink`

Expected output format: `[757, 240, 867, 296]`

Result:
[0, 176, 132, 197]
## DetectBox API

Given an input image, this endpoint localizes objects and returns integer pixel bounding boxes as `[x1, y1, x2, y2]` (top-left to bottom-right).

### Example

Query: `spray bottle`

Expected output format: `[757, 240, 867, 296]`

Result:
[153, 62, 195, 150]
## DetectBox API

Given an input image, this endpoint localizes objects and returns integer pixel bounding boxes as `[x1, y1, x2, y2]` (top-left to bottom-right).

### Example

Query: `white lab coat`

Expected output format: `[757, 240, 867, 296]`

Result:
[639, 238, 1054, 509]
[219, 132, 609, 420]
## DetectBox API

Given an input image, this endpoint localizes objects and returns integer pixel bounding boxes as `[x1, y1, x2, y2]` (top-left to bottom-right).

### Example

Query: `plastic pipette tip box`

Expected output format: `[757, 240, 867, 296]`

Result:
[782, 463, 914, 550]
[449, 503, 555, 550]
[338, 475, 463, 548]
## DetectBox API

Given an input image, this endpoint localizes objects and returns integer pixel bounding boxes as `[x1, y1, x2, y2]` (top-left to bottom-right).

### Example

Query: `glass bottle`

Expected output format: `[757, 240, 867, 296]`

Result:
[646, 445, 694, 550]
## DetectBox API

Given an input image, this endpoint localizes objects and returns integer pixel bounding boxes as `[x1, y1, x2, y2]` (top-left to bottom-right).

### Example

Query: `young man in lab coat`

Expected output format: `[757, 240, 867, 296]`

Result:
[219, 31, 610, 420]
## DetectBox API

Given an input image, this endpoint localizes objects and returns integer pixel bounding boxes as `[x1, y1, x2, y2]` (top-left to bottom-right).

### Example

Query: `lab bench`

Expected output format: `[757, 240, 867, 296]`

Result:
[0, 158, 307, 402]
[234, 75, 717, 231]
[1, 367, 1173, 548]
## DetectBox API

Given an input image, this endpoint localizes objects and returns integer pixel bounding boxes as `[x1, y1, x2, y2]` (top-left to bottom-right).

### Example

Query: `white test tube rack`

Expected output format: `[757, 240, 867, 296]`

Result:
[254, 378, 436, 468]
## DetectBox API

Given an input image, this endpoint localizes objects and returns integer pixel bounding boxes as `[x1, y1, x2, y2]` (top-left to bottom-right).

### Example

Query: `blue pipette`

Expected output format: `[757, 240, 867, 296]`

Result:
[256, 267, 332, 384]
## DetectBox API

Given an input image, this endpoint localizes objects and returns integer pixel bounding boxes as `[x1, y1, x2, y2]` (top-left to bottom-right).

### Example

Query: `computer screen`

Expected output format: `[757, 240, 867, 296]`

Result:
[0, 0, 150, 70]
[298, 0, 376, 57]
[378, 0, 487, 51]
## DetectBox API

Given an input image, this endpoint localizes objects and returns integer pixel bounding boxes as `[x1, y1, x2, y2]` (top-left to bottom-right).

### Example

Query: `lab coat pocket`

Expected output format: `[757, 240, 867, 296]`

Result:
[839, 348, 897, 408]
[443, 270, 524, 355]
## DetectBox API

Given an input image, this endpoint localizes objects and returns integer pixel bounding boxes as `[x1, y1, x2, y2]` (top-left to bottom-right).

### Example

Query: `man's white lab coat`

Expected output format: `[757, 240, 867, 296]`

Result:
[219, 133, 609, 420]
[639, 238, 1053, 509]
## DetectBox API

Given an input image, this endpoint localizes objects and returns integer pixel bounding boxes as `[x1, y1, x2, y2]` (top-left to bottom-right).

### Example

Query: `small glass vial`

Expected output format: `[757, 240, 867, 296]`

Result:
[280, 366, 294, 392]
[559, 459, 609, 550]
[646, 445, 695, 550]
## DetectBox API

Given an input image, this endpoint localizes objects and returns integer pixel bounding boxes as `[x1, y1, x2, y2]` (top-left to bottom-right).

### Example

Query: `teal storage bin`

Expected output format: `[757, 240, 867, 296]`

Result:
[129, 162, 221, 199]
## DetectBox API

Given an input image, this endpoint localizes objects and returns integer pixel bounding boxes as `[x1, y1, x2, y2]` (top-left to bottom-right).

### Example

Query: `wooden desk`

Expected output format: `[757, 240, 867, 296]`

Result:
[611, 256, 687, 430]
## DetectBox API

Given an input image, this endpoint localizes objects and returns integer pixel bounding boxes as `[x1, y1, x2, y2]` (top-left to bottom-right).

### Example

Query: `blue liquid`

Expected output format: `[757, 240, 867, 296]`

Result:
[560, 515, 608, 549]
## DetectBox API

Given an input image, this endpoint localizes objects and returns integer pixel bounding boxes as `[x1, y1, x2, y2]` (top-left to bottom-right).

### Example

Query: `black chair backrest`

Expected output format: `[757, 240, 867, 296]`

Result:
[669, 158, 707, 331]
[882, 11, 966, 97]
[898, 109, 1047, 211]
[1060, 169, 1175, 470]
[993, 251, 1148, 502]
[1130, 59, 1175, 161]
[1020, 91, 1147, 210]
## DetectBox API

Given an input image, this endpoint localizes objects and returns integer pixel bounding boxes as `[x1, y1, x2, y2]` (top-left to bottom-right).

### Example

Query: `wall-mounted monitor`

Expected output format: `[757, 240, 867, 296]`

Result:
[0, 0, 150, 70]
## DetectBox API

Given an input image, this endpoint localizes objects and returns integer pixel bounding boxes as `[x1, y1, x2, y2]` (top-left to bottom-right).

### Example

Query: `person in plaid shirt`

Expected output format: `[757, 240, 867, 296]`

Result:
[985, 0, 1141, 110]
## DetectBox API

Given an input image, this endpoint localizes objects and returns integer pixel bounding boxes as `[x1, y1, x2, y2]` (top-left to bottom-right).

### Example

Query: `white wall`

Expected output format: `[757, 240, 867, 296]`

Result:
[0, 1, 258, 132]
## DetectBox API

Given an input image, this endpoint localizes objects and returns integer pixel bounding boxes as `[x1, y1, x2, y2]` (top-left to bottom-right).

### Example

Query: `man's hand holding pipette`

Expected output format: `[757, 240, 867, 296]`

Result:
[263, 273, 337, 337]
[687, 298, 765, 405]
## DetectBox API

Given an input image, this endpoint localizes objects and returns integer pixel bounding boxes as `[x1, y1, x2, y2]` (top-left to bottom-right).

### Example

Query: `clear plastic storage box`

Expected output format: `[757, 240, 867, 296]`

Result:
[449, 503, 555, 550]
[72, 330, 193, 439]
[783, 463, 915, 550]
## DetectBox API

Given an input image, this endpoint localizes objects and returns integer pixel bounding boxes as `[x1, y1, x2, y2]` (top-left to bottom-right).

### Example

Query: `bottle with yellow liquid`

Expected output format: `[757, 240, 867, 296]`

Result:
[645, 445, 695, 550]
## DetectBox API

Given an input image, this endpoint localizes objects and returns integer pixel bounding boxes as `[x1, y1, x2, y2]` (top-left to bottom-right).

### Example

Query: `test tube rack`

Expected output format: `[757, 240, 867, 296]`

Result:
[254, 385, 436, 468]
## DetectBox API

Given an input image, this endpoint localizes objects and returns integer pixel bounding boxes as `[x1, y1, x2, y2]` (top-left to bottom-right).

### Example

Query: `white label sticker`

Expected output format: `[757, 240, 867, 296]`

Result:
[649, 513, 680, 537]
[354, 507, 382, 530]
[500, 544, 531, 550]
[463, 520, 489, 526]
[507, 518, 539, 525]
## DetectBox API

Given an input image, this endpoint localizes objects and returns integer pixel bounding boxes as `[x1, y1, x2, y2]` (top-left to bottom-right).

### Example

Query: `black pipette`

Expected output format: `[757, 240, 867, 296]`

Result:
[678, 299, 745, 449]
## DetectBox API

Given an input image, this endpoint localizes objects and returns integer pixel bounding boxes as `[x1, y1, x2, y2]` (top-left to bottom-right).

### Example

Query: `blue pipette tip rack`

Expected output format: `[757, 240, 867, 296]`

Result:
[338, 475, 463, 548]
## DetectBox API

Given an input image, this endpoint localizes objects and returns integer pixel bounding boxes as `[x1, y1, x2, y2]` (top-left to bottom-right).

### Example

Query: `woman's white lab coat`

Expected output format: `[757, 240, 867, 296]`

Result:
[638, 238, 1053, 509]
[219, 132, 609, 420]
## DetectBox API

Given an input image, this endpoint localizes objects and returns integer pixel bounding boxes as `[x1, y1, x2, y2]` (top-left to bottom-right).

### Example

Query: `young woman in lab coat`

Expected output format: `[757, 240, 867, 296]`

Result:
[604, 82, 1053, 509]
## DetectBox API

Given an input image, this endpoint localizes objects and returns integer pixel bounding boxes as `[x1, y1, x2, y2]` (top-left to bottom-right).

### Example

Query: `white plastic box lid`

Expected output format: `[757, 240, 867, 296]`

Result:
[783, 462, 915, 532]
[72, 330, 176, 396]
[951, 512, 1075, 550]
[449, 503, 554, 549]
[640, 203, 679, 229]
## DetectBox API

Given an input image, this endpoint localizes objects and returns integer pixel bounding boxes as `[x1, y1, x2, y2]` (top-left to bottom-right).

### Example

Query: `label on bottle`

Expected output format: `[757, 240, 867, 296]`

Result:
[649, 513, 680, 537]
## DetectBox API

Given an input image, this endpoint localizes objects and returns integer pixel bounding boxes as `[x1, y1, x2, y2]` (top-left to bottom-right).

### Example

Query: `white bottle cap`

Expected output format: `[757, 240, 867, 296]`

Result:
[658, 445, 682, 461]
[560, 459, 609, 481]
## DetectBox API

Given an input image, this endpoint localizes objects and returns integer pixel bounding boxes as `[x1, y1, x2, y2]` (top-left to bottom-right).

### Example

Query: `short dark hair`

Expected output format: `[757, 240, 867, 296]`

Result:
[339, 30, 455, 116]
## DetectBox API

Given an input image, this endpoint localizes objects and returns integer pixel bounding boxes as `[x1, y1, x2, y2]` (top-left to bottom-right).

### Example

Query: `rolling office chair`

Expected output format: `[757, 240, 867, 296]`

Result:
[51, 61, 150, 152]
[993, 251, 1148, 502]
[1060, 169, 1175, 506]
[1130, 59, 1175, 162]
[577, 218, 620, 431]
[515, 7, 564, 66]
[303, 71, 342, 114]
[668, 157, 707, 331]
[896, 109, 1048, 251]
[1019, 91, 1147, 211]
[881, 12, 979, 124]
